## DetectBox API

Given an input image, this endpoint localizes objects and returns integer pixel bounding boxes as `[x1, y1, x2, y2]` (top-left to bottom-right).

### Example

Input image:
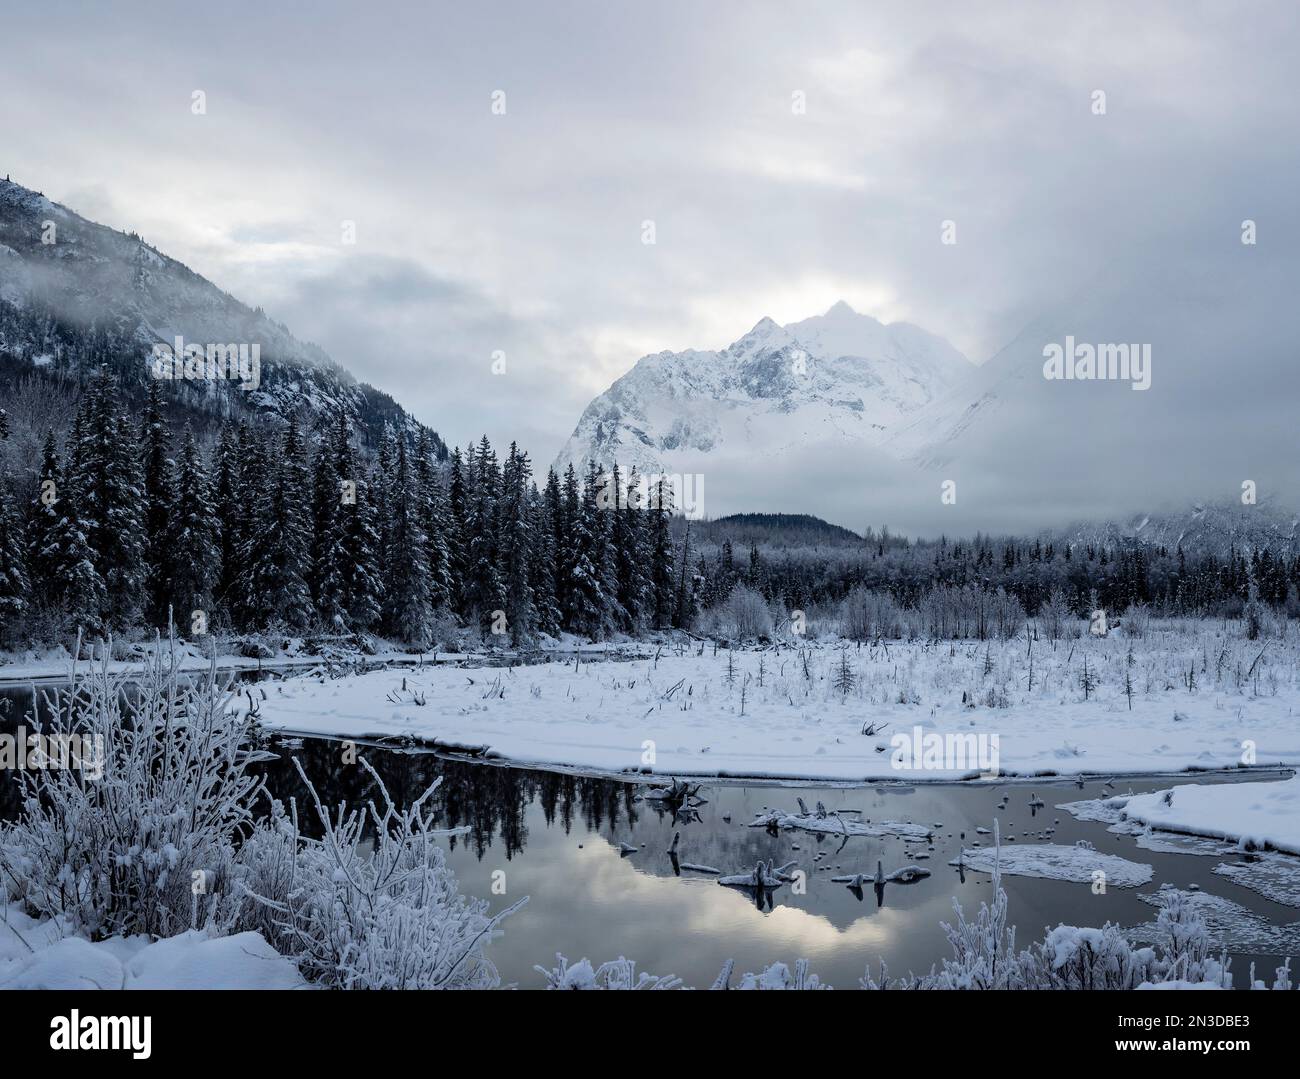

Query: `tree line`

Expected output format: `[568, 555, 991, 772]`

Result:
[688, 527, 1300, 625]
[0, 367, 688, 649]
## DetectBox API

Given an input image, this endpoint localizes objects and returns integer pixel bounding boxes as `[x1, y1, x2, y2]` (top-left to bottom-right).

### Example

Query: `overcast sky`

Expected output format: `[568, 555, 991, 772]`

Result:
[4, 1, 1298, 531]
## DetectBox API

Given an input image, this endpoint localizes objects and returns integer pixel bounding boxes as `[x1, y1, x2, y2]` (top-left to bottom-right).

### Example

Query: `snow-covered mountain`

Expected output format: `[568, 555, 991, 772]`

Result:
[0, 177, 441, 452]
[553, 301, 973, 479]
[1061, 500, 1300, 557]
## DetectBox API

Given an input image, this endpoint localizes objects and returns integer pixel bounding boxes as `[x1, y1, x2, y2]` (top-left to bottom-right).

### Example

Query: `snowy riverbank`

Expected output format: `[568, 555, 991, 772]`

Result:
[1118, 776, 1300, 856]
[0, 634, 647, 686]
[251, 634, 1300, 782]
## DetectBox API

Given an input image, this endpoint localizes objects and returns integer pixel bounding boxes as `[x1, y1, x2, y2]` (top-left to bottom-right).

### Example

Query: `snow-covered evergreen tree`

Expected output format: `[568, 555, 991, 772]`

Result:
[463, 436, 505, 635]
[380, 436, 434, 646]
[212, 422, 245, 627]
[139, 379, 175, 627]
[415, 428, 453, 613]
[545, 467, 569, 622]
[530, 480, 561, 636]
[612, 464, 649, 633]
[331, 413, 384, 632]
[499, 442, 536, 644]
[563, 463, 616, 639]
[67, 367, 146, 629]
[27, 430, 103, 632]
[166, 426, 220, 627]
[648, 476, 675, 629]
[446, 447, 469, 611]
[309, 414, 348, 629]
[0, 446, 31, 644]
[239, 420, 313, 629]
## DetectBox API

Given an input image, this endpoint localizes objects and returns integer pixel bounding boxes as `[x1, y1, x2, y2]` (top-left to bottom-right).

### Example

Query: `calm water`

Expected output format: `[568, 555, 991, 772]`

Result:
[3, 681, 1298, 988]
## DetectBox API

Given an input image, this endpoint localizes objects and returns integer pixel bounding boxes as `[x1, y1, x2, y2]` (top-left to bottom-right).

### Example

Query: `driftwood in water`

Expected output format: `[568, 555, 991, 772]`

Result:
[718, 859, 799, 889]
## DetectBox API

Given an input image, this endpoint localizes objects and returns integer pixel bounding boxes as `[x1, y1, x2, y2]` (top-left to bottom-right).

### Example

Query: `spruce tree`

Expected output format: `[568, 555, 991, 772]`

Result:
[67, 367, 146, 628]
[463, 436, 505, 634]
[139, 378, 175, 626]
[562, 462, 617, 639]
[530, 482, 561, 636]
[613, 464, 648, 633]
[167, 426, 219, 629]
[415, 428, 453, 612]
[380, 436, 434, 646]
[240, 421, 312, 629]
[446, 447, 469, 612]
[212, 422, 245, 626]
[266, 417, 315, 629]
[28, 430, 103, 632]
[649, 476, 675, 629]
[0, 441, 31, 644]
[344, 468, 384, 632]
[331, 412, 383, 631]
[309, 416, 347, 629]
[546, 467, 569, 621]
[499, 442, 536, 644]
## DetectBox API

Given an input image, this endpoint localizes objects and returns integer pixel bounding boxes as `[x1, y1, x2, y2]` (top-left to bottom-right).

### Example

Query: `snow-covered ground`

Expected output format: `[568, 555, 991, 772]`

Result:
[0, 905, 305, 990]
[248, 633, 1300, 783]
[1119, 776, 1300, 855]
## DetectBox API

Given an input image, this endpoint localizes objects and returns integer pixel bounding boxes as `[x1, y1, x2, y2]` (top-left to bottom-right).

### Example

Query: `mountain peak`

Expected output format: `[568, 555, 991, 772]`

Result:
[554, 303, 970, 481]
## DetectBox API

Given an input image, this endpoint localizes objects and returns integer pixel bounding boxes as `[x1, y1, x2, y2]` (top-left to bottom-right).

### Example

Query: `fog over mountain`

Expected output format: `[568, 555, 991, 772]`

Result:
[0, 177, 440, 453]
[560, 242, 1300, 535]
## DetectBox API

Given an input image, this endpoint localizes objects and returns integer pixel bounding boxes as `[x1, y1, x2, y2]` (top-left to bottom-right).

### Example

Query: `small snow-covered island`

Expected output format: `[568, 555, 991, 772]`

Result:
[4, 2, 1300, 1011]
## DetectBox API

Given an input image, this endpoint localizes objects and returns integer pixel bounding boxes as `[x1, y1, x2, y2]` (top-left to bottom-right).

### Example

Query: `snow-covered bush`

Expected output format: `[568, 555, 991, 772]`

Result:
[1037, 588, 1073, 642]
[2, 641, 520, 990]
[534, 955, 828, 989]
[716, 584, 774, 641]
[840, 587, 903, 640]
[712, 957, 828, 989]
[1122, 603, 1151, 639]
[536, 954, 683, 989]
[0, 641, 270, 940]
[240, 757, 523, 989]
[426, 607, 464, 651]
[861, 826, 1232, 990]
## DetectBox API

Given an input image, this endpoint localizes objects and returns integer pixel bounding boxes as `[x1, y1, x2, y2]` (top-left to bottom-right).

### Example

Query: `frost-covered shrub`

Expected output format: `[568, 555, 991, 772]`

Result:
[536, 954, 683, 989]
[860, 828, 1233, 990]
[840, 587, 902, 640]
[426, 607, 464, 651]
[241, 757, 523, 989]
[713, 958, 828, 990]
[1038, 588, 1073, 642]
[534, 955, 828, 989]
[2, 641, 519, 990]
[0, 643, 270, 940]
[716, 584, 774, 641]
[1122, 603, 1151, 639]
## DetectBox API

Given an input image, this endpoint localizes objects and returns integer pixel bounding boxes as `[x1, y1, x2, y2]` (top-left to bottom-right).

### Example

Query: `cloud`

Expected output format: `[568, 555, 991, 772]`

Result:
[2, 1, 1297, 528]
